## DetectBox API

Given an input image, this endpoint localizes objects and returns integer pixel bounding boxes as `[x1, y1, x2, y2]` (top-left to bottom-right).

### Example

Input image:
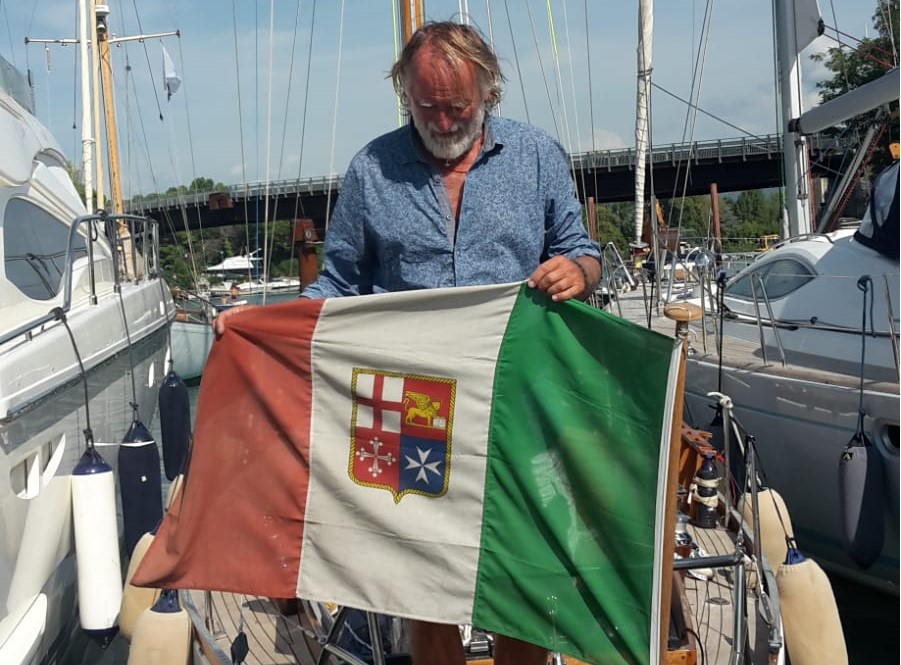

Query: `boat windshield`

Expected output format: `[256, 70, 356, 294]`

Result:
[726, 258, 814, 300]
[4, 198, 88, 300]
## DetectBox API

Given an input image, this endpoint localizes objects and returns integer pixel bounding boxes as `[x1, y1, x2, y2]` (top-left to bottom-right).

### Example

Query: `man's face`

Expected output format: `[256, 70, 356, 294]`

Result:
[405, 48, 486, 161]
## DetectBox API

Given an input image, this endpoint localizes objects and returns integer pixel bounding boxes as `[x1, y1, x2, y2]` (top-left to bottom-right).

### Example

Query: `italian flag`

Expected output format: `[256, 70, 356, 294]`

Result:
[135, 282, 681, 665]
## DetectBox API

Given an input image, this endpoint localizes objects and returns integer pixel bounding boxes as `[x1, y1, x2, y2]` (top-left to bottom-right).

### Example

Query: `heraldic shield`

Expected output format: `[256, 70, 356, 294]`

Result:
[349, 368, 456, 503]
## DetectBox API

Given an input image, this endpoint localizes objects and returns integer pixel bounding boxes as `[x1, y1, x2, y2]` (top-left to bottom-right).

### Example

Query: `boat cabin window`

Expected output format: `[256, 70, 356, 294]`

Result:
[3, 198, 87, 300]
[726, 258, 814, 300]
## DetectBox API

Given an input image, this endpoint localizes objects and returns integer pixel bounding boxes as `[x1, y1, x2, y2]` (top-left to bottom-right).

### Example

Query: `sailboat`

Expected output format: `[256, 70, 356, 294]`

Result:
[615, 0, 899, 595]
[0, 15, 175, 664]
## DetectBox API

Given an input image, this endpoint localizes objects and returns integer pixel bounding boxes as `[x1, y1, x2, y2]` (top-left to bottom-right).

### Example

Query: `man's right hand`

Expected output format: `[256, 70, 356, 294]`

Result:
[213, 304, 256, 338]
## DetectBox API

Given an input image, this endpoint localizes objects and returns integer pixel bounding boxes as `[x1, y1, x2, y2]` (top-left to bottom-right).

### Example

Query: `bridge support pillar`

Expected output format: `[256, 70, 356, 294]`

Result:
[293, 219, 320, 291]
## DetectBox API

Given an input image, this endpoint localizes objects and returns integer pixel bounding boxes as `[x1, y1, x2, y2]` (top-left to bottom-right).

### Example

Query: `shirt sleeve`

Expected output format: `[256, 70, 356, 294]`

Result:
[300, 164, 374, 299]
[541, 138, 601, 262]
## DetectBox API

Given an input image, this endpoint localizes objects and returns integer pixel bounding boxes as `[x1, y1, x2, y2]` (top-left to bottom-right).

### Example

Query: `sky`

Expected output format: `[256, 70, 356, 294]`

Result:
[0, 1, 880, 198]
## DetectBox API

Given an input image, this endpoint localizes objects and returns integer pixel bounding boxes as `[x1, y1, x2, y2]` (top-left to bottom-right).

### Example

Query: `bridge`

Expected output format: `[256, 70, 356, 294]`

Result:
[128, 133, 848, 236]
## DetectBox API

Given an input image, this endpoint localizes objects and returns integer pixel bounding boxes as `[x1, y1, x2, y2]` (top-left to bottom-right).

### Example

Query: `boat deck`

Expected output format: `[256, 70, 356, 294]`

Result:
[606, 284, 897, 393]
[179, 517, 776, 665]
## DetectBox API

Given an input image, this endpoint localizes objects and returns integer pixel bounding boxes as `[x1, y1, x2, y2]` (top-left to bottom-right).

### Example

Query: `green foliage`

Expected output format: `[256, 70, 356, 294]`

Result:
[663, 196, 712, 243]
[721, 190, 782, 252]
[811, 0, 899, 169]
[590, 203, 629, 252]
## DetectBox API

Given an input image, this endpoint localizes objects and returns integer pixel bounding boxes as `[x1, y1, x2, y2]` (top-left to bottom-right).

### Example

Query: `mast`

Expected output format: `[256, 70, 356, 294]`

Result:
[774, 0, 823, 238]
[90, 2, 105, 209]
[78, 0, 95, 210]
[94, 2, 122, 214]
[400, 1, 424, 45]
[633, 0, 653, 247]
[91, 1, 178, 215]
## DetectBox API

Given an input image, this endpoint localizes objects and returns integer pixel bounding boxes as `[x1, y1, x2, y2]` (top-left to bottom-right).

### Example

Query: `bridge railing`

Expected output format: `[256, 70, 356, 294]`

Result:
[570, 134, 787, 171]
[127, 175, 344, 213]
[126, 132, 848, 213]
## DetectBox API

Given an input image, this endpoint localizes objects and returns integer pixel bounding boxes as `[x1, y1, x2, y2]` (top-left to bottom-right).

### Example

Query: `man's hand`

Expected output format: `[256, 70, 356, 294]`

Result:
[527, 256, 600, 301]
[212, 304, 256, 338]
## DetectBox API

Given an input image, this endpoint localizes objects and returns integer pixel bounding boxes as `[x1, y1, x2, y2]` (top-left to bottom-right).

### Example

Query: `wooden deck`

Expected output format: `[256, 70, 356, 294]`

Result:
[176, 512, 777, 665]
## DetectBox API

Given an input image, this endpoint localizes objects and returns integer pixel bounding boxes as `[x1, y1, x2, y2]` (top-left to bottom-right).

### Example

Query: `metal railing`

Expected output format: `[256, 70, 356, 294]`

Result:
[0, 211, 163, 347]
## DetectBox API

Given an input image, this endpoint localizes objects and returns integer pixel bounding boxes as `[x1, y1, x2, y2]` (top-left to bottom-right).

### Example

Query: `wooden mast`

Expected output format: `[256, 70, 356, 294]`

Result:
[94, 1, 123, 214]
[90, 2, 177, 278]
[400, 0, 424, 45]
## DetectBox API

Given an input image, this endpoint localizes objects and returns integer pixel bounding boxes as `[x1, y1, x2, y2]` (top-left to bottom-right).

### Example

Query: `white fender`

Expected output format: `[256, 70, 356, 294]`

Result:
[71, 448, 122, 646]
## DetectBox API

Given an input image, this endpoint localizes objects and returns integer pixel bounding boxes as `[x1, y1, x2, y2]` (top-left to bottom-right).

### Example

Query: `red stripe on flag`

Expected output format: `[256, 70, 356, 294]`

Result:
[133, 297, 324, 598]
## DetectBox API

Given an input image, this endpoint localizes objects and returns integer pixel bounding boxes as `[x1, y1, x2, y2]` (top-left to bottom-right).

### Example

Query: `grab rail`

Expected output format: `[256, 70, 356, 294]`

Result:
[0, 211, 162, 348]
[748, 273, 787, 366]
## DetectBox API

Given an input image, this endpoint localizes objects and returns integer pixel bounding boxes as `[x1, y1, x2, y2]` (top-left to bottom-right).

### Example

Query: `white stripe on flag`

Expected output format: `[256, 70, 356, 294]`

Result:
[298, 284, 521, 622]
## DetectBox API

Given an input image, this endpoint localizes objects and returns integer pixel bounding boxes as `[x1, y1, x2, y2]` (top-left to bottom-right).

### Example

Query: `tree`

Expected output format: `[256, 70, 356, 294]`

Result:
[189, 177, 216, 192]
[811, 0, 899, 169]
[722, 190, 782, 252]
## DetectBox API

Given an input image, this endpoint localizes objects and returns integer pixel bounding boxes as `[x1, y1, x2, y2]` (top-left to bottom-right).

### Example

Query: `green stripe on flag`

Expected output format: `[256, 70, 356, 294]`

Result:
[473, 285, 677, 665]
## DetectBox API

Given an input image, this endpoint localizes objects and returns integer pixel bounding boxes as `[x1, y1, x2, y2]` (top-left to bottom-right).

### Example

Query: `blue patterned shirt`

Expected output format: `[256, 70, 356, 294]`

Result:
[302, 116, 600, 298]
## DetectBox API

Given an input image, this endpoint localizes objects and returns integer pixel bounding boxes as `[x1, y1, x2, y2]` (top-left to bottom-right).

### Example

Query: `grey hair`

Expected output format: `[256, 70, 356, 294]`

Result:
[390, 21, 504, 112]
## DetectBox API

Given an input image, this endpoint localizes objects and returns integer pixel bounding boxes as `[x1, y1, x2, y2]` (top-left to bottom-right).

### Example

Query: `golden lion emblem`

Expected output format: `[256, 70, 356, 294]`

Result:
[403, 390, 441, 427]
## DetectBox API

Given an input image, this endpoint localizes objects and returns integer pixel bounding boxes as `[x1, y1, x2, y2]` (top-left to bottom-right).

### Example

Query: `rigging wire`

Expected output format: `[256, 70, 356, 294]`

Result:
[173, 34, 211, 283]
[273, 0, 307, 286]
[820, 24, 897, 69]
[1, 0, 18, 67]
[260, 0, 277, 302]
[827, 0, 853, 93]
[524, 0, 560, 141]
[502, 0, 529, 123]
[127, 0, 164, 121]
[583, 0, 600, 216]
[122, 0, 205, 290]
[650, 83, 767, 140]
[876, 0, 898, 63]
[292, 0, 318, 225]
[253, 0, 261, 283]
[557, 0, 588, 204]
[277, 0, 305, 181]
[324, 0, 347, 232]
[667, 0, 716, 241]
[541, 0, 566, 146]
[230, 0, 253, 286]
[392, 0, 402, 126]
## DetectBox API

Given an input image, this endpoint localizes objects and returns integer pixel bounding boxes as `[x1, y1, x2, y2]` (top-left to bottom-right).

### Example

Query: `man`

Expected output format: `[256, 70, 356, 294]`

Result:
[216, 21, 601, 664]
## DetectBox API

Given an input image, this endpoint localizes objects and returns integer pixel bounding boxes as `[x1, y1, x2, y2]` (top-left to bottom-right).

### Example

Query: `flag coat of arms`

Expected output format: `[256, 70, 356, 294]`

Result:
[135, 282, 681, 665]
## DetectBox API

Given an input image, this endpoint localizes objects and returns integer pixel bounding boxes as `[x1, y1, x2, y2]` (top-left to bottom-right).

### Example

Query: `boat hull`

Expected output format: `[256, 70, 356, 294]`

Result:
[0, 325, 169, 664]
[170, 319, 214, 383]
[683, 354, 899, 595]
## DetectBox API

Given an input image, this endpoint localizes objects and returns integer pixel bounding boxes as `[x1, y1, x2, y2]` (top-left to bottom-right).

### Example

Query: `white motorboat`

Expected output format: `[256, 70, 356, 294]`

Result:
[170, 293, 218, 383]
[0, 54, 175, 663]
